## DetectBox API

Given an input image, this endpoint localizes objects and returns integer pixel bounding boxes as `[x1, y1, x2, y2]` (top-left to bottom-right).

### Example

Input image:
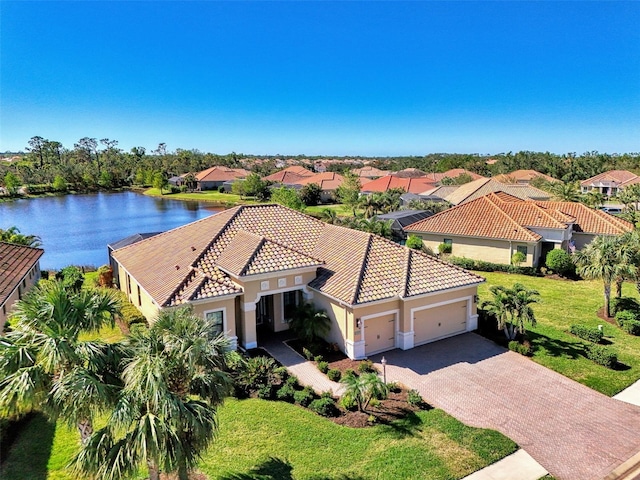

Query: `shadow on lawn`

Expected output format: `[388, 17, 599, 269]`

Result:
[376, 410, 427, 439]
[0, 412, 55, 480]
[217, 457, 367, 480]
[527, 331, 585, 359]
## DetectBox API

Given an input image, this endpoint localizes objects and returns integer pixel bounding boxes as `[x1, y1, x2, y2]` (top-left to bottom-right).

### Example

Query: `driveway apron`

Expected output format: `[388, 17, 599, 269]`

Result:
[371, 333, 640, 480]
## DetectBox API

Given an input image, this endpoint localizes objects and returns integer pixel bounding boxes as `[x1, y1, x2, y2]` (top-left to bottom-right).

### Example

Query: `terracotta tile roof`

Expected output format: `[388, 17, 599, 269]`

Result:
[263, 166, 315, 183]
[113, 204, 483, 307]
[406, 192, 633, 242]
[196, 166, 249, 182]
[351, 166, 390, 178]
[392, 168, 428, 178]
[423, 169, 485, 183]
[580, 170, 640, 187]
[440, 178, 551, 205]
[361, 176, 437, 194]
[0, 242, 44, 307]
[406, 250, 484, 297]
[493, 170, 557, 183]
[295, 172, 344, 190]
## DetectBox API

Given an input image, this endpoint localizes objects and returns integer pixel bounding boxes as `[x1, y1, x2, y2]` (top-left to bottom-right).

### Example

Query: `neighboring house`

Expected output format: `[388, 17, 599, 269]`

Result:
[405, 192, 633, 267]
[493, 170, 557, 185]
[262, 166, 315, 184]
[295, 172, 345, 202]
[376, 210, 433, 241]
[392, 168, 428, 178]
[0, 242, 44, 330]
[107, 232, 162, 286]
[423, 169, 485, 184]
[195, 166, 250, 191]
[361, 176, 436, 195]
[351, 166, 390, 180]
[423, 178, 552, 206]
[111, 204, 484, 359]
[580, 170, 640, 197]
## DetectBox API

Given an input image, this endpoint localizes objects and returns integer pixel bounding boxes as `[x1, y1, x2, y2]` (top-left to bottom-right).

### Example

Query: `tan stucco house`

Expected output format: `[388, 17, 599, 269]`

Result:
[0, 242, 44, 331]
[111, 204, 484, 359]
[405, 192, 634, 267]
[580, 170, 640, 197]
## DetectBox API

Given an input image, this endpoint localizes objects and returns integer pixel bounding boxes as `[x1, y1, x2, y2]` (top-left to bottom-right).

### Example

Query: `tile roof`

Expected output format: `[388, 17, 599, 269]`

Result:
[438, 178, 552, 205]
[361, 176, 437, 194]
[392, 168, 428, 178]
[262, 166, 315, 183]
[493, 170, 557, 183]
[295, 172, 344, 190]
[423, 169, 485, 183]
[405, 192, 633, 241]
[113, 204, 484, 307]
[580, 170, 640, 188]
[196, 166, 250, 182]
[0, 242, 44, 307]
[351, 166, 390, 178]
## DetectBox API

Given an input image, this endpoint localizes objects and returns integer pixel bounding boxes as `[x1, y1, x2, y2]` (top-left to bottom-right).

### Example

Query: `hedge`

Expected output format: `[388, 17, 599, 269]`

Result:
[611, 297, 640, 316]
[113, 290, 147, 327]
[569, 324, 603, 343]
[585, 344, 617, 368]
[447, 256, 538, 276]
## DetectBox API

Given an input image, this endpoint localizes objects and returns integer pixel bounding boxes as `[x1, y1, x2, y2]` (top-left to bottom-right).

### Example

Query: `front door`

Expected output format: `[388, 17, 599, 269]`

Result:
[256, 295, 274, 330]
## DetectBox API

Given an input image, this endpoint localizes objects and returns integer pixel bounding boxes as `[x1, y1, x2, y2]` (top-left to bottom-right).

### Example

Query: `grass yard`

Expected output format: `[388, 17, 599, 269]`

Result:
[144, 188, 256, 206]
[304, 203, 360, 217]
[1, 399, 516, 480]
[477, 271, 640, 396]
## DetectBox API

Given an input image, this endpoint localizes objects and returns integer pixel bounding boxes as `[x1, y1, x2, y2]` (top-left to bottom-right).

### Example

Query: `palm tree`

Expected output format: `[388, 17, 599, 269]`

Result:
[340, 372, 388, 412]
[359, 194, 379, 219]
[574, 235, 624, 318]
[509, 283, 539, 336]
[581, 191, 605, 210]
[551, 181, 580, 202]
[289, 302, 331, 345]
[74, 306, 233, 480]
[482, 285, 514, 340]
[0, 281, 121, 444]
[0, 226, 42, 247]
[320, 208, 339, 225]
[482, 283, 538, 340]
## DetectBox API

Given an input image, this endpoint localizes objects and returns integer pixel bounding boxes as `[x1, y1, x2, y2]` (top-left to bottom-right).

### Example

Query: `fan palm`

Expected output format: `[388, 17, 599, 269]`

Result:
[340, 372, 388, 412]
[74, 306, 233, 480]
[0, 281, 122, 444]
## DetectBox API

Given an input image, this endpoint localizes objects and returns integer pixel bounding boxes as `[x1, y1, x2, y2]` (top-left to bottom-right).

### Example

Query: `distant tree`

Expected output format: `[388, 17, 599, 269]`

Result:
[336, 173, 361, 215]
[320, 208, 339, 225]
[299, 183, 322, 206]
[152, 171, 168, 194]
[0, 226, 42, 247]
[55, 266, 85, 292]
[27, 136, 46, 168]
[243, 173, 270, 200]
[550, 181, 580, 202]
[53, 174, 68, 192]
[581, 191, 605, 209]
[271, 186, 305, 211]
[440, 173, 473, 185]
[403, 199, 451, 214]
[2, 171, 21, 195]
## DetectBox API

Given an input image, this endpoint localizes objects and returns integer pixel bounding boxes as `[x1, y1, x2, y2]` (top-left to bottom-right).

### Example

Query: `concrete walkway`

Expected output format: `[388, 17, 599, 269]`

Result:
[260, 336, 344, 396]
[461, 449, 547, 480]
[615, 378, 640, 406]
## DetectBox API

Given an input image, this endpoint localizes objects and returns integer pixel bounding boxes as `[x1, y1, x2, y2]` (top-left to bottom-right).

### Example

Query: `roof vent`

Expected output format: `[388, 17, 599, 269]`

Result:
[175, 265, 180, 270]
[191, 246, 196, 251]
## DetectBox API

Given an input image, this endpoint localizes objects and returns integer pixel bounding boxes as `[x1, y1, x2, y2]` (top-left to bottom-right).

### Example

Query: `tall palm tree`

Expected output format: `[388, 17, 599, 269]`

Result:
[482, 285, 515, 340]
[74, 306, 233, 480]
[509, 283, 539, 335]
[0, 226, 42, 247]
[551, 181, 580, 202]
[574, 235, 624, 318]
[340, 372, 388, 412]
[0, 281, 121, 444]
[320, 208, 339, 225]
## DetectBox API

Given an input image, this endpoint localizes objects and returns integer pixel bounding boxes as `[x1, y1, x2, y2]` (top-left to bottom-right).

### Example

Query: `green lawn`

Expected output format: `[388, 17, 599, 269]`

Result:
[477, 272, 640, 396]
[304, 203, 360, 217]
[1, 399, 516, 480]
[144, 188, 254, 206]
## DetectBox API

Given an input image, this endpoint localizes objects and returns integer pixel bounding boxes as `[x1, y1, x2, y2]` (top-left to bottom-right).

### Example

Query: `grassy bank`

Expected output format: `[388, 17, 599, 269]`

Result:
[477, 272, 640, 396]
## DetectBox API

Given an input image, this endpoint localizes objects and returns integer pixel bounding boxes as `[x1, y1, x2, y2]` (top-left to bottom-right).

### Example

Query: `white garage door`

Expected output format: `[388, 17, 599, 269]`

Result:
[414, 301, 467, 346]
[364, 314, 395, 356]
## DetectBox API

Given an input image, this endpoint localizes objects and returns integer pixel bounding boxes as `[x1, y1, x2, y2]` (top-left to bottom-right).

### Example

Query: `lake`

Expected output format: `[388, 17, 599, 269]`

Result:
[0, 192, 222, 270]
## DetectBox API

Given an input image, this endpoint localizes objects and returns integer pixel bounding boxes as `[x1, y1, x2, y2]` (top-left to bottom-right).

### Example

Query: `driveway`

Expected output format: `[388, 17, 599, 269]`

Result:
[371, 334, 640, 480]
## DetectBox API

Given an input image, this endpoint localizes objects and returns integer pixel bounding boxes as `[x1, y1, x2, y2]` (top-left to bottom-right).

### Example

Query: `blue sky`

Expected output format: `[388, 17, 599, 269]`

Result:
[1, 1, 639, 156]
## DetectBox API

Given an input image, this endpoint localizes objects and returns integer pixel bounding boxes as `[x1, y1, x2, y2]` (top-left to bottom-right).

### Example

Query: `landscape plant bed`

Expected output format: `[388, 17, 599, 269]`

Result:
[332, 389, 426, 428]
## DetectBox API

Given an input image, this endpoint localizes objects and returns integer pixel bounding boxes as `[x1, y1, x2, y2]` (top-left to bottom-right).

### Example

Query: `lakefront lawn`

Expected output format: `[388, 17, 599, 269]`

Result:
[1, 399, 516, 480]
[477, 271, 640, 396]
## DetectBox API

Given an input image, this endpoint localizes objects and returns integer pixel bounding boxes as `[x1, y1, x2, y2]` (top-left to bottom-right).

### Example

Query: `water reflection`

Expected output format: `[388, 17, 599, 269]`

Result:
[0, 192, 222, 270]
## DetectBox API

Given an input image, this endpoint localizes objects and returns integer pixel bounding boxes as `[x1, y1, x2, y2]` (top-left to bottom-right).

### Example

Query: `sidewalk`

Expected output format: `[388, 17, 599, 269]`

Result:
[614, 378, 640, 406]
[461, 450, 548, 480]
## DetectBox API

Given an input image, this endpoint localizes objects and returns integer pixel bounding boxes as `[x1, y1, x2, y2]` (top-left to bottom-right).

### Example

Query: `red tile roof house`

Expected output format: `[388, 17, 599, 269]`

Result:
[262, 166, 315, 185]
[361, 176, 437, 195]
[0, 242, 44, 331]
[493, 170, 557, 185]
[111, 204, 484, 359]
[351, 166, 390, 180]
[294, 172, 345, 203]
[580, 170, 640, 197]
[195, 166, 250, 191]
[405, 192, 633, 267]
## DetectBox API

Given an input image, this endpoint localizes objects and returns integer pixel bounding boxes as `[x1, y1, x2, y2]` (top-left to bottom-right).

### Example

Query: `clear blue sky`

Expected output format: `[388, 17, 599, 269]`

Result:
[1, 1, 639, 156]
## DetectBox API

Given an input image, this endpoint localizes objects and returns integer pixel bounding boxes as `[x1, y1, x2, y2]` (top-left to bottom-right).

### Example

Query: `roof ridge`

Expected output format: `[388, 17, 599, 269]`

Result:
[351, 234, 374, 304]
[191, 206, 244, 268]
[238, 236, 267, 277]
[0, 241, 44, 253]
[163, 268, 199, 307]
[521, 201, 571, 228]
[400, 248, 412, 298]
[486, 196, 541, 241]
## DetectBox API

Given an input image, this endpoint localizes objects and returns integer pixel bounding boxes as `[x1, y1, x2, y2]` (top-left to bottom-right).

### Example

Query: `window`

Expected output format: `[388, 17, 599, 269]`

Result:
[443, 239, 453, 245]
[517, 246, 527, 255]
[2, 304, 5, 316]
[205, 310, 224, 335]
[137, 285, 142, 307]
[126, 274, 131, 294]
[283, 290, 302, 322]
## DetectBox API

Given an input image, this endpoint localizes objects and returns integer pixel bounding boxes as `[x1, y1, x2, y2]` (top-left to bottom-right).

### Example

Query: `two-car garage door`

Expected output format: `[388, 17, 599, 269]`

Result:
[413, 300, 468, 346]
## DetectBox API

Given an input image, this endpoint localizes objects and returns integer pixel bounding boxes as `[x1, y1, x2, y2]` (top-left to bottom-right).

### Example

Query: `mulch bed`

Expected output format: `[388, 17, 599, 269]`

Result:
[332, 390, 423, 428]
[597, 307, 617, 325]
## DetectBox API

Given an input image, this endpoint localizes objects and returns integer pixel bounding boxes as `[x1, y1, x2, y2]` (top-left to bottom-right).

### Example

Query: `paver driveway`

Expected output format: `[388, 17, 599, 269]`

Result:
[371, 334, 640, 480]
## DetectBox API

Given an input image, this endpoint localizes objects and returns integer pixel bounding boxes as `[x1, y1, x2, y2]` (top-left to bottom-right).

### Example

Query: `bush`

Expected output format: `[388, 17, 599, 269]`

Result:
[508, 340, 532, 356]
[327, 369, 341, 381]
[616, 310, 637, 327]
[447, 256, 538, 276]
[218, 186, 225, 193]
[317, 361, 329, 374]
[294, 387, 315, 407]
[55, 265, 85, 292]
[257, 385, 274, 400]
[302, 347, 314, 360]
[438, 242, 452, 254]
[511, 251, 526, 266]
[405, 235, 424, 251]
[611, 297, 640, 316]
[387, 381, 402, 393]
[113, 290, 147, 327]
[340, 394, 358, 411]
[234, 356, 281, 394]
[309, 397, 338, 417]
[285, 375, 299, 387]
[570, 324, 603, 343]
[545, 249, 575, 277]
[276, 384, 296, 402]
[407, 389, 423, 407]
[314, 355, 324, 363]
[358, 359, 376, 374]
[343, 368, 356, 379]
[585, 344, 617, 368]
[620, 318, 640, 336]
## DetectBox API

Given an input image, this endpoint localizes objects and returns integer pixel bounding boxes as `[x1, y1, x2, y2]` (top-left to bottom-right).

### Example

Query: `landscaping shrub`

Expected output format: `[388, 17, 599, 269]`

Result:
[314, 355, 324, 363]
[302, 347, 314, 360]
[438, 242, 452, 254]
[616, 310, 637, 327]
[585, 344, 617, 368]
[612, 298, 640, 316]
[508, 340, 532, 356]
[620, 318, 640, 336]
[447, 256, 537, 276]
[358, 359, 376, 374]
[340, 394, 358, 411]
[407, 389, 423, 407]
[343, 368, 356, 379]
[234, 356, 281, 394]
[274, 366, 288, 379]
[327, 369, 341, 381]
[294, 387, 315, 407]
[317, 361, 329, 374]
[55, 265, 84, 291]
[570, 324, 603, 343]
[276, 384, 296, 402]
[285, 375, 299, 388]
[257, 385, 274, 400]
[309, 397, 338, 417]
[387, 381, 402, 393]
[113, 290, 147, 327]
[545, 249, 575, 277]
